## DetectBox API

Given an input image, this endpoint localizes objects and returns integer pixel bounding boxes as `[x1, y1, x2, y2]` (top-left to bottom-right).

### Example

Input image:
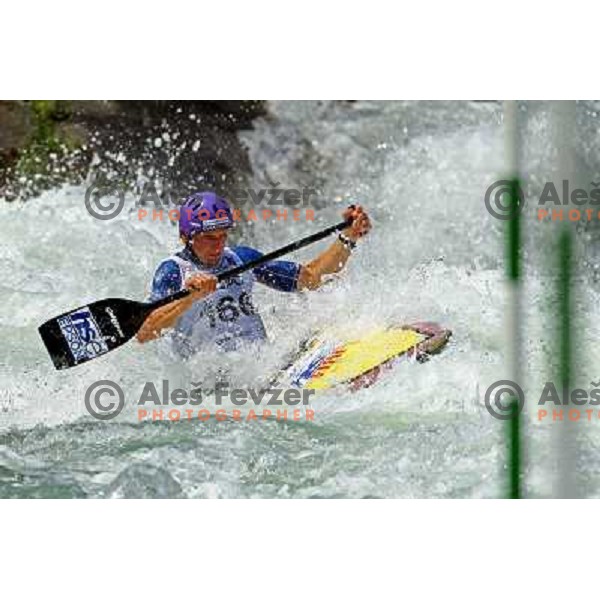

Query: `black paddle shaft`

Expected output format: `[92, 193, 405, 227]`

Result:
[148, 218, 352, 310]
[39, 218, 351, 369]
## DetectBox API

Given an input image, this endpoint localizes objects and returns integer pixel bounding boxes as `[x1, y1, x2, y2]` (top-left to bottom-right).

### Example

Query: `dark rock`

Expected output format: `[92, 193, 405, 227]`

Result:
[0, 100, 267, 202]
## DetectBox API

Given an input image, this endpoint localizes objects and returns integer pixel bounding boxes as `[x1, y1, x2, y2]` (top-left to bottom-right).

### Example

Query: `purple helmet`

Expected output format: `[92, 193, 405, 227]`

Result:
[179, 192, 234, 239]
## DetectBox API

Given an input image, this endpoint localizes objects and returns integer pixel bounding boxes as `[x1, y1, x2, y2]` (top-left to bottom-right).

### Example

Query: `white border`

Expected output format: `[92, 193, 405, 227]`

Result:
[2, 501, 598, 599]
[3, 1, 599, 99]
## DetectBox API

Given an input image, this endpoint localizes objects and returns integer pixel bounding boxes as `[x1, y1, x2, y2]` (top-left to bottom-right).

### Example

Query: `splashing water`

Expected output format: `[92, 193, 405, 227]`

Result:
[3, 101, 600, 498]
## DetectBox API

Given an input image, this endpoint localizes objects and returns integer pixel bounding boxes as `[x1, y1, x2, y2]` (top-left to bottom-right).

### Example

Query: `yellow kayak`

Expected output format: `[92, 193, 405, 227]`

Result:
[277, 322, 452, 391]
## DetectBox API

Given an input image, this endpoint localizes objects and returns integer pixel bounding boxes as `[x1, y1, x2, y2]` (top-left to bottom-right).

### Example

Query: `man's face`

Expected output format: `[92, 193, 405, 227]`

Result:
[191, 229, 228, 266]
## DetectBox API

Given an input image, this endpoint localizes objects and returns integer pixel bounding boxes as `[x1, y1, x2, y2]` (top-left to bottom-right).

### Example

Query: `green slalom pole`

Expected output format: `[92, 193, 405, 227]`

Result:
[552, 100, 577, 498]
[558, 228, 571, 403]
[556, 224, 574, 497]
[503, 100, 522, 499]
[506, 177, 522, 499]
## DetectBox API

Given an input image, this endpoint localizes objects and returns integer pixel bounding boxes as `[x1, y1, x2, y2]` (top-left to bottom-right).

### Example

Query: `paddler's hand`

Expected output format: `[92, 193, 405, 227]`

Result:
[185, 273, 218, 300]
[342, 204, 371, 242]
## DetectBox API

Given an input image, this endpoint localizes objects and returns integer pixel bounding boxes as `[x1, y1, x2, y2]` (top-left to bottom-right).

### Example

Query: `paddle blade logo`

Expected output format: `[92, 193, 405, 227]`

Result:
[57, 307, 109, 364]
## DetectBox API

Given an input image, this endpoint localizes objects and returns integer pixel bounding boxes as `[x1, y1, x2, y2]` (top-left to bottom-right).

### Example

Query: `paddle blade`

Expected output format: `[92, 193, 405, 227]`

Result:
[38, 298, 151, 370]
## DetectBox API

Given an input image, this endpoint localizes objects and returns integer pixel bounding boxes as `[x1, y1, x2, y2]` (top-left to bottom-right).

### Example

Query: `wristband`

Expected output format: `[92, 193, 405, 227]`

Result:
[338, 233, 357, 252]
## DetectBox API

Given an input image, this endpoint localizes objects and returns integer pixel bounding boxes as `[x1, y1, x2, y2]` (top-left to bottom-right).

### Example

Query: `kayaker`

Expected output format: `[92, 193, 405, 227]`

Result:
[136, 191, 371, 356]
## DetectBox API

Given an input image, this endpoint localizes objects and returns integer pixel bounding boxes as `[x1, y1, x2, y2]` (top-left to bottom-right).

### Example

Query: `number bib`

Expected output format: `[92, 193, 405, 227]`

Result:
[167, 248, 267, 355]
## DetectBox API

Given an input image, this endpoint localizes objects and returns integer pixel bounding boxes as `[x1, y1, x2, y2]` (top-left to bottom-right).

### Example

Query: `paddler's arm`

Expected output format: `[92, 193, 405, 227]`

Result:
[136, 273, 217, 343]
[298, 204, 371, 290]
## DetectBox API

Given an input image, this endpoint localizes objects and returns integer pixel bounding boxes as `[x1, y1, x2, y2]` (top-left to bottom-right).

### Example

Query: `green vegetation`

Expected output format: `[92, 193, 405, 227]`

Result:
[15, 101, 79, 180]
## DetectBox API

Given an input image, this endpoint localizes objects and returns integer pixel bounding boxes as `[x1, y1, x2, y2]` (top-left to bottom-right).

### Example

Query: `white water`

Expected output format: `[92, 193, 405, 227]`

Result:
[3, 100, 600, 497]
